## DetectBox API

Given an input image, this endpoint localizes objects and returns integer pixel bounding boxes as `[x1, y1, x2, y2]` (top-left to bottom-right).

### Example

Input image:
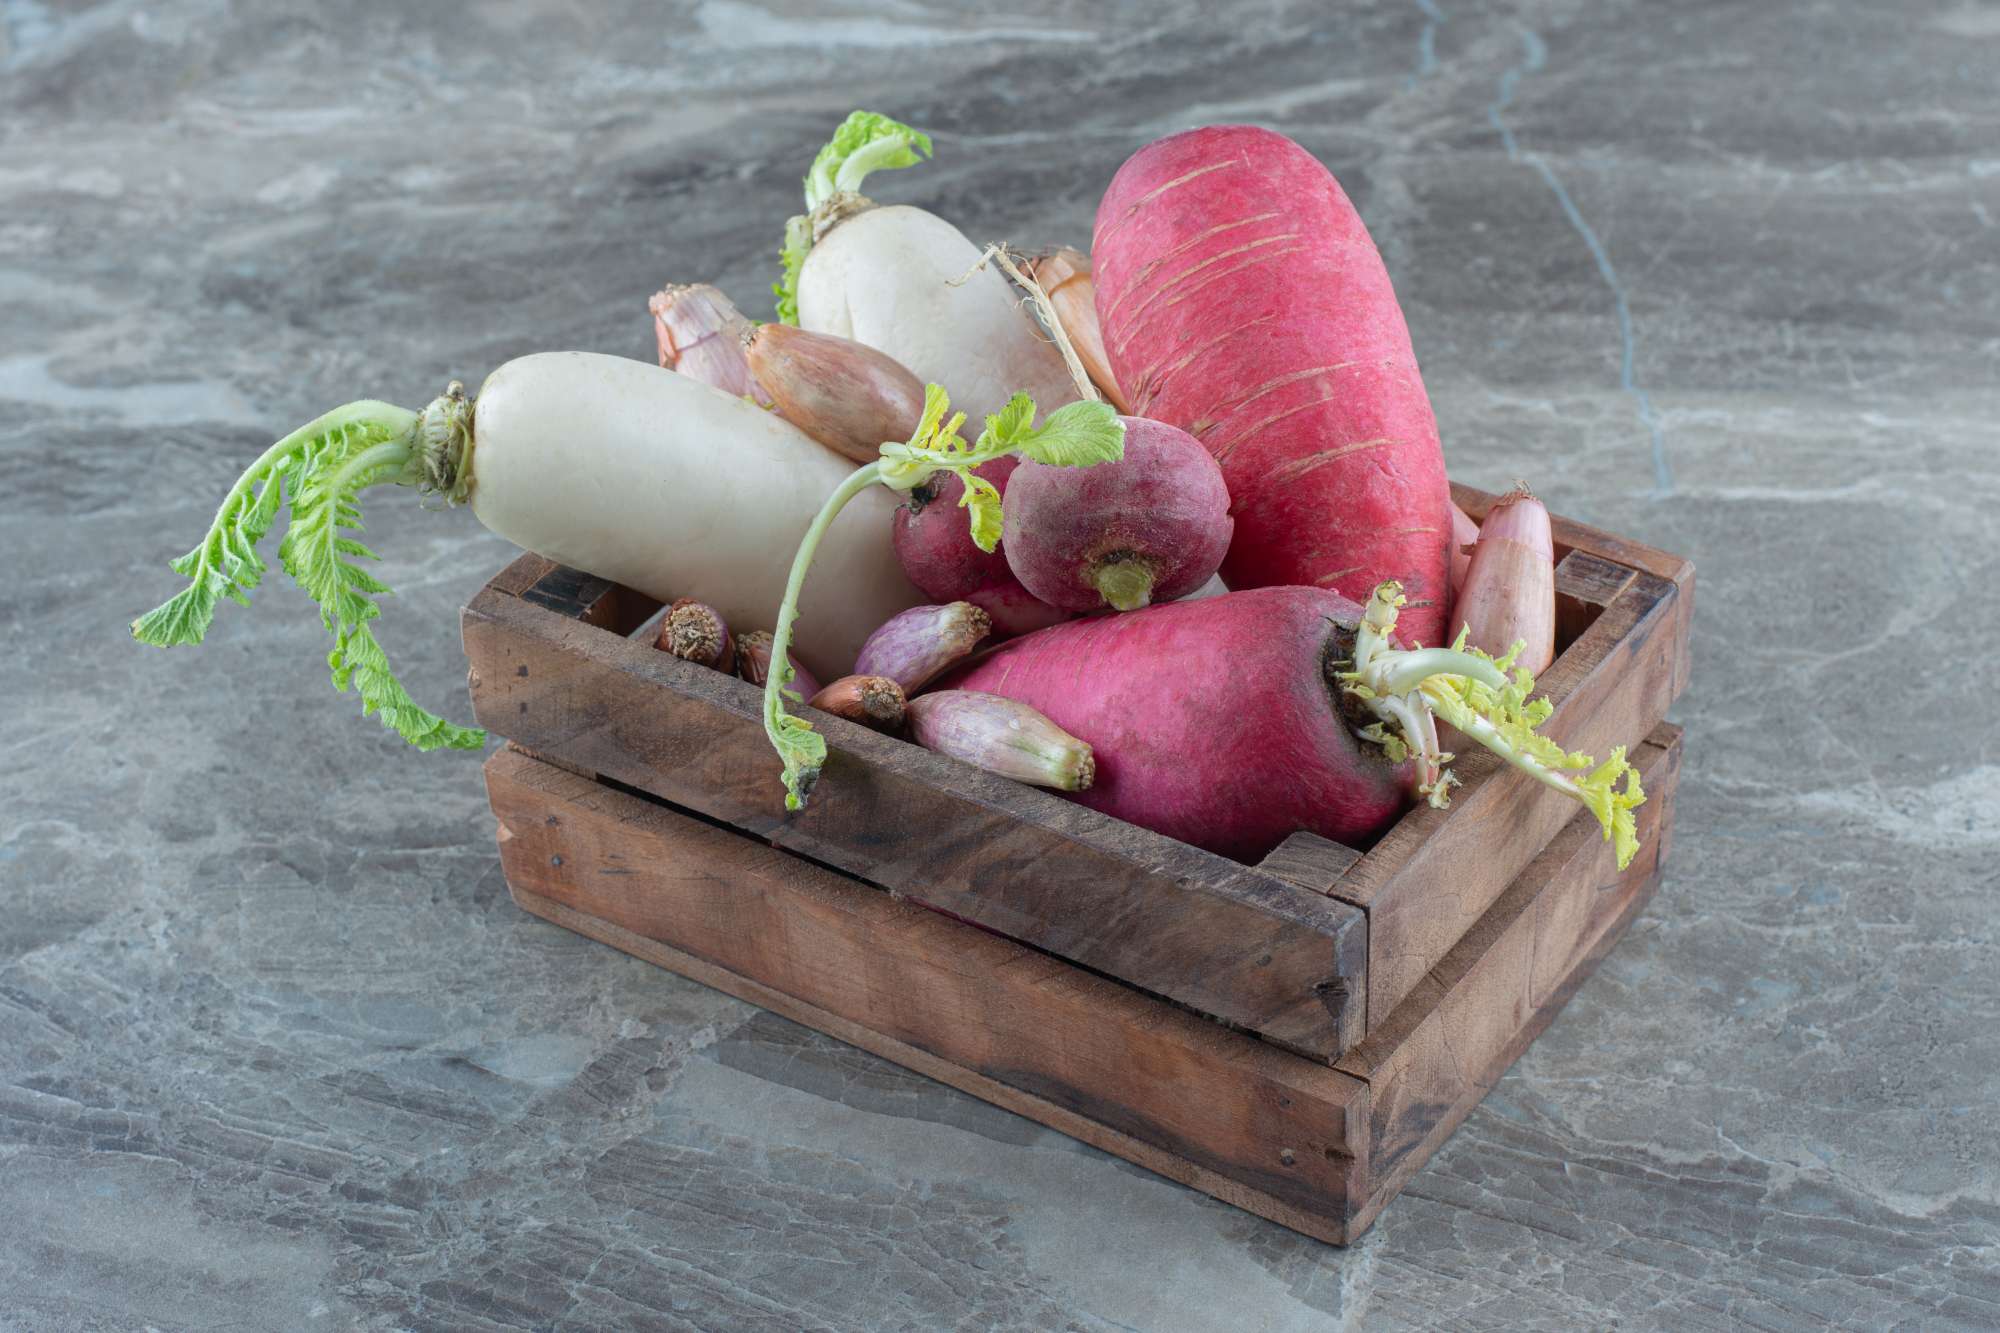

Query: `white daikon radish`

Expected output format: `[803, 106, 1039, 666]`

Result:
[775, 112, 1076, 426]
[132, 351, 920, 750]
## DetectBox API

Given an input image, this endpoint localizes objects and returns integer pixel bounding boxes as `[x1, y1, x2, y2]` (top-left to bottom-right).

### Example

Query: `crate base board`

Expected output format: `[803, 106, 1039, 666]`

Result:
[488, 726, 1678, 1245]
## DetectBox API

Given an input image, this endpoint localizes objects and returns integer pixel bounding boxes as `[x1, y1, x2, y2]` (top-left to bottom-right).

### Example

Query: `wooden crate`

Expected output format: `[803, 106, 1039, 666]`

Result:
[460, 485, 1693, 1064]
[486, 722, 1680, 1244]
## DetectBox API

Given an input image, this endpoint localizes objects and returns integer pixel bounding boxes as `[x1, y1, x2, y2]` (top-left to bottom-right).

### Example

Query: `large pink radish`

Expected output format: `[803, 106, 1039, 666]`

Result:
[1093, 125, 1453, 647]
[944, 586, 1407, 861]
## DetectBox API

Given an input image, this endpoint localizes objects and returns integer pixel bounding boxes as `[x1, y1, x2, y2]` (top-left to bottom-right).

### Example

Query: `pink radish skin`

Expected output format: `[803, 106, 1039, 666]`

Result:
[1453, 488, 1556, 676]
[944, 586, 1408, 861]
[1092, 125, 1453, 647]
[891, 457, 1069, 636]
[1002, 416, 1233, 613]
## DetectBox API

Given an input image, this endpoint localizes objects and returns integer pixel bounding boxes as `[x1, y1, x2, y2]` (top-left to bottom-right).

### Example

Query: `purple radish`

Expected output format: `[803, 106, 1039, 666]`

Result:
[891, 456, 1069, 636]
[1001, 416, 1232, 612]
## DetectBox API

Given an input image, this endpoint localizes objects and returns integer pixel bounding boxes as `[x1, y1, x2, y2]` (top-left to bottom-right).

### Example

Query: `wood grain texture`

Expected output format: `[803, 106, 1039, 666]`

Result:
[464, 583, 1368, 1061]
[1328, 555, 1690, 1028]
[486, 747, 1370, 1241]
[484, 720, 1678, 1244]
[1336, 724, 1681, 1235]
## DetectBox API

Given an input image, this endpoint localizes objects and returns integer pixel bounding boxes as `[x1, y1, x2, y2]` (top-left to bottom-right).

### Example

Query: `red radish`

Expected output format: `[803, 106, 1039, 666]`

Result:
[659, 597, 731, 670]
[1002, 415, 1232, 612]
[946, 583, 1644, 866]
[1453, 487, 1555, 676]
[744, 322, 925, 465]
[649, 284, 773, 407]
[1092, 125, 1453, 646]
[735, 629, 821, 701]
[1449, 501, 1479, 601]
[947, 586, 1405, 858]
[906, 691, 1095, 791]
[853, 602, 990, 692]
[892, 457, 1069, 635]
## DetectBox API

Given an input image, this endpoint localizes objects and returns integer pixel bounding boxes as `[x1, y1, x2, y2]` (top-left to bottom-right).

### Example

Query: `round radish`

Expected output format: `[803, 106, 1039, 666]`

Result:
[891, 457, 1069, 636]
[774, 112, 1076, 427]
[1001, 416, 1232, 612]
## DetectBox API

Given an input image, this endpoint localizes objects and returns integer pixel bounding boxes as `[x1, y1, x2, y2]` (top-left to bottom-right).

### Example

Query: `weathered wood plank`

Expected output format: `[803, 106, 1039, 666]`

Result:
[488, 748, 1370, 1241]
[485, 722, 1678, 1244]
[463, 589, 1368, 1060]
[1336, 724, 1680, 1234]
[1330, 563, 1688, 1028]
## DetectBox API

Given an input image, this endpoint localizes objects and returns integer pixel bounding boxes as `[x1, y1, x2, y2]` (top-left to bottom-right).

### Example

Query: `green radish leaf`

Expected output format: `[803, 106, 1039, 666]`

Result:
[958, 470, 1004, 553]
[776, 111, 933, 325]
[773, 214, 812, 326]
[981, 392, 1037, 450]
[808, 110, 932, 206]
[1012, 399, 1126, 469]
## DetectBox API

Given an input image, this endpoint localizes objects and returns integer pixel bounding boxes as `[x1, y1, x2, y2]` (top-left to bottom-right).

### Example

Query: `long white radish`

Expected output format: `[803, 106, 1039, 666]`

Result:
[131, 350, 920, 751]
[471, 353, 916, 674]
[775, 112, 1076, 427]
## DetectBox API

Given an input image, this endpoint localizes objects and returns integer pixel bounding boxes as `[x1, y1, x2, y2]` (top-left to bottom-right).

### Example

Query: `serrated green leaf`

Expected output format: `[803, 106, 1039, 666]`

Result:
[982, 393, 1035, 450]
[1013, 400, 1125, 469]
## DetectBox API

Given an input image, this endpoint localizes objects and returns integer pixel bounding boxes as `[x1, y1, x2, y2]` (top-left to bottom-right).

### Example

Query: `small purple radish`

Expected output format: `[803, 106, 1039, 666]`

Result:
[1001, 416, 1232, 612]
[891, 456, 1069, 636]
[854, 602, 991, 693]
[906, 690, 1094, 791]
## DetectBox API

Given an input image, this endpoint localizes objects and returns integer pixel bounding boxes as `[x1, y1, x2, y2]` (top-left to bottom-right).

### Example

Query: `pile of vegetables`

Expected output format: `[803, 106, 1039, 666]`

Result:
[133, 110, 1643, 870]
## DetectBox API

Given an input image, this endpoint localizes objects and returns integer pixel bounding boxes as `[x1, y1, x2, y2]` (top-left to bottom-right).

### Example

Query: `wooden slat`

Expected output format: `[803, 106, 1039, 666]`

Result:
[1330, 560, 1689, 1028]
[484, 721, 1678, 1244]
[463, 589, 1368, 1060]
[487, 749, 1370, 1242]
[1555, 549, 1638, 646]
[1336, 724, 1680, 1234]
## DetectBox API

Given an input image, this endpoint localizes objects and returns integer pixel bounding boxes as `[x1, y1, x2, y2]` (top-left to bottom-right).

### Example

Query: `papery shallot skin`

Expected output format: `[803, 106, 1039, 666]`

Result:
[746, 322, 925, 465]
[649, 284, 772, 407]
[943, 586, 1409, 861]
[904, 690, 1095, 791]
[853, 602, 991, 693]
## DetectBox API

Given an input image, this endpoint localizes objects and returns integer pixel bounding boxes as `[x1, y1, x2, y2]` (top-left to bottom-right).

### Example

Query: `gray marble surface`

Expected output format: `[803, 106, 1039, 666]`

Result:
[3, 0, 1996, 1328]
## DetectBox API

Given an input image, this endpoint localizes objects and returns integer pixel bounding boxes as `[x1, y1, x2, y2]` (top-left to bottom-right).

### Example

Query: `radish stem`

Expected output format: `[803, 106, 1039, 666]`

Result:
[1337, 582, 1645, 867]
[1089, 558, 1155, 612]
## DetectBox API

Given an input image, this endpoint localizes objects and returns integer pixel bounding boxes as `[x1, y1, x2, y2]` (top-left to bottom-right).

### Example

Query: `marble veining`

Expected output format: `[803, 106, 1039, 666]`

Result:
[3, 0, 1997, 1328]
